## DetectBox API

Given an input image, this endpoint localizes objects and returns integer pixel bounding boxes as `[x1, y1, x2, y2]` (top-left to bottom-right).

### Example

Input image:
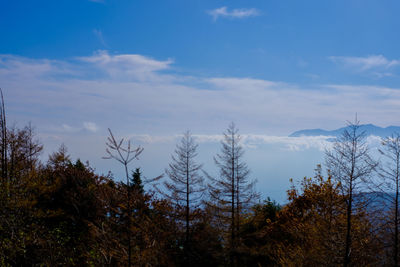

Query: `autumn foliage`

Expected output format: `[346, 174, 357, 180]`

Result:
[0, 119, 394, 266]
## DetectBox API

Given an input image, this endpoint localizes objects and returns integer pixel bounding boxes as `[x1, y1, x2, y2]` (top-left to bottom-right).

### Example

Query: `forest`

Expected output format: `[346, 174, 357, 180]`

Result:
[1, 93, 400, 267]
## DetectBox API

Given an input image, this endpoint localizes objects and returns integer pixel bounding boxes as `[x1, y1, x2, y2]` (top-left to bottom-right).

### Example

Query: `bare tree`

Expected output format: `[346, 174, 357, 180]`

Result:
[325, 119, 377, 267]
[103, 128, 143, 267]
[104, 128, 144, 186]
[163, 131, 204, 249]
[378, 134, 400, 266]
[206, 122, 258, 266]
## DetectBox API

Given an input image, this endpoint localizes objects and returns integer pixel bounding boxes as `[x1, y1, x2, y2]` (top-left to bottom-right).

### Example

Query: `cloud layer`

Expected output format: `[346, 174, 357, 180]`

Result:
[133, 134, 333, 151]
[126, 133, 384, 153]
[2, 50, 400, 140]
[1, 51, 393, 203]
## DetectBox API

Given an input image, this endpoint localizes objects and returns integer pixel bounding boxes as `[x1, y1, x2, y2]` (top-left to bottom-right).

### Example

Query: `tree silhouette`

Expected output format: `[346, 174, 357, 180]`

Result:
[325, 119, 377, 266]
[377, 134, 400, 266]
[206, 122, 258, 266]
[163, 131, 204, 255]
[103, 128, 143, 267]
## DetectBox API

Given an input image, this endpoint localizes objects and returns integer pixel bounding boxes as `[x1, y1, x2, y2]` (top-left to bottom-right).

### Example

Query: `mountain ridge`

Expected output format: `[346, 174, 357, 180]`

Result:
[289, 124, 400, 138]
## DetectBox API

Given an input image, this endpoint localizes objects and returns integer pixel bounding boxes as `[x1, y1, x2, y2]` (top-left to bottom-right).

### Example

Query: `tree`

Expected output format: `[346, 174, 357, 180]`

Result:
[130, 168, 144, 195]
[163, 131, 204, 249]
[265, 167, 381, 266]
[377, 134, 400, 266]
[0, 89, 7, 181]
[103, 128, 143, 267]
[238, 198, 281, 266]
[206, 122, 258, 266]
[38, 154, 107, 266]
[325, 119, 377, 266]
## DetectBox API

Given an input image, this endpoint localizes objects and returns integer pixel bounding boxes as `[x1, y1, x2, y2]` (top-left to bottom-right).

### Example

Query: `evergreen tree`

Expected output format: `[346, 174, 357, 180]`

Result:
[130, 168, 144, 195]
[206, 122, 258, 266]
[163, 131, 204, 252]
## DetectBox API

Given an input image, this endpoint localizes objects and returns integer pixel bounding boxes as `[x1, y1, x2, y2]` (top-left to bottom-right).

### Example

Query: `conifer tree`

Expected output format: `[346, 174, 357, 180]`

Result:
[378, 134, 400, 266]
[163, 131, 204, 249]
[206, 122, 257, 266]
[325, 119, 377, 267]
[131, 167, 144, 195]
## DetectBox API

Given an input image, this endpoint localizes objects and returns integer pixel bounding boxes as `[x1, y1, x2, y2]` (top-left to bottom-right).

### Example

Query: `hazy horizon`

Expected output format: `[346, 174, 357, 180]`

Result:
[2, 0, 400, 202]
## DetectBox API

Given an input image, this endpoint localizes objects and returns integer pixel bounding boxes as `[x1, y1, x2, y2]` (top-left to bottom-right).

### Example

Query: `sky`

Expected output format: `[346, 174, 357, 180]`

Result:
[1, 0, 400, 202]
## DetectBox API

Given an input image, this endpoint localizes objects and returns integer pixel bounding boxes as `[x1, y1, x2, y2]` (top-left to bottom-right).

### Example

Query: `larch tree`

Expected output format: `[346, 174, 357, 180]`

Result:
[325, 119, 377, 267]
[378, 134, 400, 266]
[163, 131, 204, 249]
[206, 122, 258, 266]
[268, 166, 380, 266]
[103, 128, 143, 267]
[103, 129, 163, 267]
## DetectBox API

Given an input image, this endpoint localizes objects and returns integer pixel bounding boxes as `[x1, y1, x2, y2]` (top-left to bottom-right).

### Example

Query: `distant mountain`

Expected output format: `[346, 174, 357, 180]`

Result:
[289, 124, 400, 138]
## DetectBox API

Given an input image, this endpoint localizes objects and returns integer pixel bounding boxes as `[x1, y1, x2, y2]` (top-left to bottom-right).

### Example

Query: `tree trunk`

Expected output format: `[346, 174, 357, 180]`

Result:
[231, 134, 235, 267]
[186, 150, 190, 247]
[344, 177, 353, 267]
[395, 155, 399, 267]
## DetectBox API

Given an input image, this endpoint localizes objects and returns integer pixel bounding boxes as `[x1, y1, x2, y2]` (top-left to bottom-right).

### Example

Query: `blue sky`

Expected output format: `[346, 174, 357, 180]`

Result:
[1, 0, 400, 202]
[3, 0, 400, 87]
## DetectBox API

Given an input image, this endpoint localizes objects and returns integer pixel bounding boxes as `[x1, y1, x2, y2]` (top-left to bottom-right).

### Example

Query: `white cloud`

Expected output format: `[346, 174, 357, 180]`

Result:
[79, 50, 172, 71]
[208, 6, 260, 21]
[54, 122, 99, 133]
[83, 122, 99, 132]
[126, 133, 332, 152]
[366, 135, 383, 148]
[242, 135, 332, 151]
[197, 134, 334, 151]
[2, 51, 400, 141]
[0, 54, 75, 80]
[3, 51, 397, 205]
[207, 77, 279, 90]
[127, 134, 177, 144]
[78, 50, 174, 81]
[329, 55, 400, 74]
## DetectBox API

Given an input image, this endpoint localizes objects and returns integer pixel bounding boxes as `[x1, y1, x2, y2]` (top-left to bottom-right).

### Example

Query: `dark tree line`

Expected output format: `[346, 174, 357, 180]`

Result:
[1, 88, 400, 266]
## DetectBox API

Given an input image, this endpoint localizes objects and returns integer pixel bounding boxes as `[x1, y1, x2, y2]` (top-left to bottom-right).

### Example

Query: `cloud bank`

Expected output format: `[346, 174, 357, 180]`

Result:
[126, 133, 383, 153]
[2, 50, 400, 141]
